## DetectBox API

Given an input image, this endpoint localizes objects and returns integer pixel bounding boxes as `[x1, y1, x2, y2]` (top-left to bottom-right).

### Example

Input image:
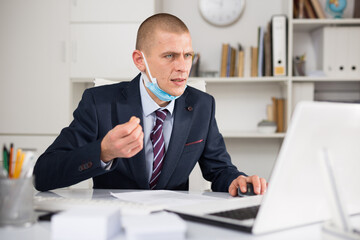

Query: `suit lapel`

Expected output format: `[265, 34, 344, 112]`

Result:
[156, 90, 193, 189]
[116, 74, 149, 189]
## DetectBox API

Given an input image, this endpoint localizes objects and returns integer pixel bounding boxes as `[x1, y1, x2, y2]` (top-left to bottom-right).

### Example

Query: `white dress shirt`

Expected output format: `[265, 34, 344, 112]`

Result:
[139, 75, 175, 181]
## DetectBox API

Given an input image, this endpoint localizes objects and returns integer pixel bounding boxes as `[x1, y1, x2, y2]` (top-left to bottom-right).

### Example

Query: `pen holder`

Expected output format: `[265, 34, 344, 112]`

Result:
[0, 176, 35, 227]
[293, 58, 306, 76]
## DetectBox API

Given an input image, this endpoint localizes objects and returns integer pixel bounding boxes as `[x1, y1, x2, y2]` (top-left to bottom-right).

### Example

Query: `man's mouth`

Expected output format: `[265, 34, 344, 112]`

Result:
[171, 78, 186, 82]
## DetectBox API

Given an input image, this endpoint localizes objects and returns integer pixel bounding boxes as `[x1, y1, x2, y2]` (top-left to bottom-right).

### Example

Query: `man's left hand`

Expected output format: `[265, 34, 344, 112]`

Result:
[228, 175, 267, 197]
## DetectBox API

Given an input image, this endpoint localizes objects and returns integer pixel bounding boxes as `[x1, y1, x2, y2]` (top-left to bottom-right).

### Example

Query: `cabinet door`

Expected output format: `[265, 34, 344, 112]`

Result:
[70, 24, 140, 79]
[70, 0, 154, 22]
[0, 0, 70, 134]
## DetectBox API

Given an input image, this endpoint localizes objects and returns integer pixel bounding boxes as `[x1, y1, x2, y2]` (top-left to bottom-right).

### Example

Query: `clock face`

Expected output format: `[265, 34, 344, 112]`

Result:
[199, 0, 246, 27]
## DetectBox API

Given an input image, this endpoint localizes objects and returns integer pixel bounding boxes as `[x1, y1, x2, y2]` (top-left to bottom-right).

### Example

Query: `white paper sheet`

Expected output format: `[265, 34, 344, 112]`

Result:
[110, 190, 219, 208]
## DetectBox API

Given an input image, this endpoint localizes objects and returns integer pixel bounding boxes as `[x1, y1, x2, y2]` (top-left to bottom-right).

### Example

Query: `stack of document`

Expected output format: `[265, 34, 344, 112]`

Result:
[122, 212, 187, 240]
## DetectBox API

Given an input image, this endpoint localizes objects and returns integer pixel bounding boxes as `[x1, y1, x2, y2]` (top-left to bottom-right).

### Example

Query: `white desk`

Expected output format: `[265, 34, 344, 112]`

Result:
[1, 189, 359, 240]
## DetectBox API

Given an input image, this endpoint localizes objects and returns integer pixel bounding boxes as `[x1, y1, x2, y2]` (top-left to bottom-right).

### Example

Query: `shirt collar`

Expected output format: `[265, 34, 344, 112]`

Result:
[139, 75, 175, 117]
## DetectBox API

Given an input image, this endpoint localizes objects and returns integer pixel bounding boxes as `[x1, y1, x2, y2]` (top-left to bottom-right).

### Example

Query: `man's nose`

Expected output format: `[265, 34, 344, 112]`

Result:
[175, 55, 187, 72]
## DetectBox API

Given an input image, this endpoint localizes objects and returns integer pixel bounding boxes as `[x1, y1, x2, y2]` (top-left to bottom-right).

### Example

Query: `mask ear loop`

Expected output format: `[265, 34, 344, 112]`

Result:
[141, 52, 157, 84]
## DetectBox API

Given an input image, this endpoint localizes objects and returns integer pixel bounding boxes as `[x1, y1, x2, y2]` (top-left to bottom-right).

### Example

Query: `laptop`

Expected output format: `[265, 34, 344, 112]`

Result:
[167, 101, 360, 234]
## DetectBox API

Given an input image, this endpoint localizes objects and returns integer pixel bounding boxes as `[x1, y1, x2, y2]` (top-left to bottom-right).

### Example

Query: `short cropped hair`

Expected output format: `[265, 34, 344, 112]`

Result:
[136, 13, 189, 52]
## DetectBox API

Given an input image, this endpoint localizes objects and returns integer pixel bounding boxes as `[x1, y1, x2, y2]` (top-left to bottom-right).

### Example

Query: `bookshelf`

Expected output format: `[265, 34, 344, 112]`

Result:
[289, 0, 360, 113]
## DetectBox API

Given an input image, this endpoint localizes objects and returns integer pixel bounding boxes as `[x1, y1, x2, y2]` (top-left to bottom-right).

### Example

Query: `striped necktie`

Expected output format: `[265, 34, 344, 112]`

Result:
[149, 109, 168, 189]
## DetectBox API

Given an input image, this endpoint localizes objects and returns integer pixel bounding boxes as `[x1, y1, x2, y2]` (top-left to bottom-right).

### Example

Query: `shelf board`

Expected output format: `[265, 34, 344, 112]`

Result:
[292, 76, 360, 82]
[221, 130, 286, 139]
[71, 78, 129, 83]
[191, 77, 288, 83]
[72, 77, 290, 84]
[292, 18, 360, 32]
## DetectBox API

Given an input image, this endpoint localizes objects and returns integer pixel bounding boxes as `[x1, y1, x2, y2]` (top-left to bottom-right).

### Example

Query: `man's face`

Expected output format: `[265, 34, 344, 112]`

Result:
[144, 30, 194, 98]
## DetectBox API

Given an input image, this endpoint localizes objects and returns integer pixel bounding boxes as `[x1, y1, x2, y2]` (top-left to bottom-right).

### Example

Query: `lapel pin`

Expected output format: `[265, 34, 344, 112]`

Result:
[187, 106, 193, 111]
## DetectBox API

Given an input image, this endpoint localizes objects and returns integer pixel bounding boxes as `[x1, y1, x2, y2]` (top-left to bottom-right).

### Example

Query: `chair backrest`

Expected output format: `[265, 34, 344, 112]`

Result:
[94, 78, 211, 191]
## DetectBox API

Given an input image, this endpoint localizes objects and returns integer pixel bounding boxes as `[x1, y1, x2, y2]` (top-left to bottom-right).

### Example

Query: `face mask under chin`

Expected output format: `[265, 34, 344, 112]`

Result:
[141, 52, 186, 102]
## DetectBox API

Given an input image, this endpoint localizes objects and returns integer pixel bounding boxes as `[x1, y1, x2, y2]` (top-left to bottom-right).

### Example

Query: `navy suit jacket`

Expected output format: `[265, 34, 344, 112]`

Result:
[34, 74, 244, 191]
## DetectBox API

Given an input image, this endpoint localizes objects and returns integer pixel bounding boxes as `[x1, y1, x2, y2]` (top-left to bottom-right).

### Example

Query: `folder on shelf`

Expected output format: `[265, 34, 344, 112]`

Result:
[271, 15, 287, 77]
[312, 27, 360, 78]
[347, 27, 360, 77]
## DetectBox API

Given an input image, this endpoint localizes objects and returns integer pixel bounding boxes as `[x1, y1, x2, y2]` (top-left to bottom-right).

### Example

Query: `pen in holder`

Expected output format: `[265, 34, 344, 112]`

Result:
[1, 146, 36, 227]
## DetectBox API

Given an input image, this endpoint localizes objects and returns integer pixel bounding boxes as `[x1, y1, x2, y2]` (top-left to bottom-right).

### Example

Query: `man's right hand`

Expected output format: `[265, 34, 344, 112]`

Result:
[100, 116, 144, 162]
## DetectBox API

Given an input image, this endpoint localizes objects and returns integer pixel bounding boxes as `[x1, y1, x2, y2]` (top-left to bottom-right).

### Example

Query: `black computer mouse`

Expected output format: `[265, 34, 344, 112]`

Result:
[237, 183, 256, 197]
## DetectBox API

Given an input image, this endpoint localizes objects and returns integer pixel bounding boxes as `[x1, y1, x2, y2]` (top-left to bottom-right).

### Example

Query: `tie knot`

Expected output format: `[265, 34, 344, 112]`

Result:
[155, 109, 168, 122]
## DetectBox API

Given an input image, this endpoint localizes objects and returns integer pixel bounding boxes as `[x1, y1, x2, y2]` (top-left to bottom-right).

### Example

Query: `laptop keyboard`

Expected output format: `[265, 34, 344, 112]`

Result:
[208, 205, 260, 221]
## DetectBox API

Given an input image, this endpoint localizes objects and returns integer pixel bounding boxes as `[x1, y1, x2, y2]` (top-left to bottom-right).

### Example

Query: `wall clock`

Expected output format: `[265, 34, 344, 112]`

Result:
[198, 0, 246, 27]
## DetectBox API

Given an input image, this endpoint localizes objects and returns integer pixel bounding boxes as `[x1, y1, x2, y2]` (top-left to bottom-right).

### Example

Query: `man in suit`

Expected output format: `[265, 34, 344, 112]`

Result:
[34, 13, 267, 196]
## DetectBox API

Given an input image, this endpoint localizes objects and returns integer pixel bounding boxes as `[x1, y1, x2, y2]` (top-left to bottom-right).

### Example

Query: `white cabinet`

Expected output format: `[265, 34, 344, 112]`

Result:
[0, 0, 70, 135]
[69, 0, 155, 80]
[70, 24, 139, 79]
[70, 0, 154, 22]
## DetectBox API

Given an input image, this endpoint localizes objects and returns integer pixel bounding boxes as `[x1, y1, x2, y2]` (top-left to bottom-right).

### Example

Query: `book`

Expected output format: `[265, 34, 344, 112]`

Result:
[264, 22, 272, 76]
[230, 47, 236, 77]
[354, 0, 360, 18]
[251, 47, 258, 77]
[272, 97, 278, 124]
[257, 26, 265, 77]
[236, 44, 245, 77]
[276, 98, 285, 132]
[243, 46, 251, 77]
[226, 45, 232, 77]
[298, 0, 305, 18]
[220, 43, 229, 77]
[271, 97, 285, 133]
[293, 0, 299, 18]
[304, 0, 317, 18]
[189, 53, 200, 77]
[310, 0, 326, 19]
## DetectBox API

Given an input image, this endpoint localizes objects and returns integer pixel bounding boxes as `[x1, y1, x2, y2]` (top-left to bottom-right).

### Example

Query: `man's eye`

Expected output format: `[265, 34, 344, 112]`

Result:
[165, 54, 173, 59]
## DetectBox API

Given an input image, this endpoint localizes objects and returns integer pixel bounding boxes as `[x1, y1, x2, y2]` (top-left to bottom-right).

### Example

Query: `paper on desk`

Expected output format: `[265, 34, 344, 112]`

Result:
[110, 190, 219, 208]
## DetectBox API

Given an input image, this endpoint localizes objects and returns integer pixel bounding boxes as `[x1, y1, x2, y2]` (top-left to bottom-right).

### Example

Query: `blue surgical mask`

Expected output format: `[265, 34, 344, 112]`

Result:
[141, 52, 186, 102]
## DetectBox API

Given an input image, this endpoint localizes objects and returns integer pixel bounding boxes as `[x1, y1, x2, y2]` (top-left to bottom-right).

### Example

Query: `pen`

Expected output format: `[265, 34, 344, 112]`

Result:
[20, 151, 35, 178]
[9, 143, 14, 178]
[13, 149, 24, 179]
[2, 145, 9, 174]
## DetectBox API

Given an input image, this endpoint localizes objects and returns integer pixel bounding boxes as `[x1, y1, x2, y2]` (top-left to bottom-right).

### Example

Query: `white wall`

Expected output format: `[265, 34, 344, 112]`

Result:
[161, 0, 288, 73]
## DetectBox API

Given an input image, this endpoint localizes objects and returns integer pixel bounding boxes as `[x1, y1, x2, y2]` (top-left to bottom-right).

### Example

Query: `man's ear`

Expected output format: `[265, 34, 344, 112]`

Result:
[132, 50, 146, 72]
